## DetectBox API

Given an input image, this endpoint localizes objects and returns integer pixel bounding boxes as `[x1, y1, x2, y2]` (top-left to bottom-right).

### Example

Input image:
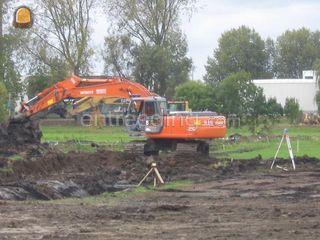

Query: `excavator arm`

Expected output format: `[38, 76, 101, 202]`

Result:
[20, 75, 157, 118]
[69, 96, 122, 116]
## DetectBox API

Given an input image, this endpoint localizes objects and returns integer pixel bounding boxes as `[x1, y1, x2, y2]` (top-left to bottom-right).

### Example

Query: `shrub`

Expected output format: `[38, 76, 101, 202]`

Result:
[284, 98, 301, 124]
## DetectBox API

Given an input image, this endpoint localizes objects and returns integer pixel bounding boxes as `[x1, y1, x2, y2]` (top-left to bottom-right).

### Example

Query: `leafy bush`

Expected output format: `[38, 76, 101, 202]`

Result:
[316, 91, 320, 113]
[284, 98, 301, 124]
[175, 81, 216, 111]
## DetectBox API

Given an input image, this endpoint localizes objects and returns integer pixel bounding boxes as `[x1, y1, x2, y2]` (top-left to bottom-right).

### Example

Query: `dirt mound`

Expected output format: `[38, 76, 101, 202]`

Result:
[0, 150, 141, 200]
[0, 150, 222, 200]
[0, 118, 42, 147]
[0, 148, 319, 201]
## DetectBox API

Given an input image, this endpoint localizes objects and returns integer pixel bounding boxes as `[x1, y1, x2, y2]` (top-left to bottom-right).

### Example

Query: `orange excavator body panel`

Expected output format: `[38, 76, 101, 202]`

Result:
[146, 115, 226, 140]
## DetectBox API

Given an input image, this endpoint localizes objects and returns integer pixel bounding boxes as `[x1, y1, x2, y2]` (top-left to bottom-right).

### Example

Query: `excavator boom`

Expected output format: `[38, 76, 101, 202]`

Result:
[21, 75, 157, 118]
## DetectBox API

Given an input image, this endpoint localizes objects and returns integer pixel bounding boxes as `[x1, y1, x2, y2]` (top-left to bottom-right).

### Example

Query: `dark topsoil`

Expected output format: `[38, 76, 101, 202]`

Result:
[0, 150, 320, 240]
[0, 141, 319, 201]
[0, 147, 227, 200]
[0, 118, 42, 148]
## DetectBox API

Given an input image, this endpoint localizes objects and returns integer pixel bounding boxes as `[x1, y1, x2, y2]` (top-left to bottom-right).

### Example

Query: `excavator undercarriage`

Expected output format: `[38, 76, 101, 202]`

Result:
[124, 138, 210, 157]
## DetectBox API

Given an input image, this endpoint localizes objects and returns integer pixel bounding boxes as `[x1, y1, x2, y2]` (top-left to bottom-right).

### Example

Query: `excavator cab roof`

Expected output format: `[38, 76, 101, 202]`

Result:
[130, 96, 167, 102]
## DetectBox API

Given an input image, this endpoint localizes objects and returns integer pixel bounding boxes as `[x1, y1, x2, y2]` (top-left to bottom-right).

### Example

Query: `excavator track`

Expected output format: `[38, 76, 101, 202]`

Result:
[176, 143, 198, 154]
[124, 139, 210, 158]
[174, 141, 210, 159]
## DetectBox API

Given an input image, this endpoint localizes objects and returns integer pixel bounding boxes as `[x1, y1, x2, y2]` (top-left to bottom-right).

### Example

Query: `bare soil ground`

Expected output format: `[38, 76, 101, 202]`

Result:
[0, 148, 320, 239]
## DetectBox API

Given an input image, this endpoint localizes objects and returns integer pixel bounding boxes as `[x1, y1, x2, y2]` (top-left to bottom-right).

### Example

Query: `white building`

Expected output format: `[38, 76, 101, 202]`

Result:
[253, 71, 319, 113]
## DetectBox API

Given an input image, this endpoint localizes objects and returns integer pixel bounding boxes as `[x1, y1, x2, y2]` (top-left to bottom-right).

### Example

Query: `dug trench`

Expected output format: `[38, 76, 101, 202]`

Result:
[0, 142, 320, 201]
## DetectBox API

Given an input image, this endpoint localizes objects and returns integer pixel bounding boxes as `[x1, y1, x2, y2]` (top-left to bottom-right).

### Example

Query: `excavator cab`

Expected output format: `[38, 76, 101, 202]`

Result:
[125, 97, 167, 134]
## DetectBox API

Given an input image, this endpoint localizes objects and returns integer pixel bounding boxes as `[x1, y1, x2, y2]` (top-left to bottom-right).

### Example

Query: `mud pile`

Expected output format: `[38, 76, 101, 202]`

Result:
[0, 118, 42, 147]
[0, 148, 319, 201]
[0, 149, 224, 200]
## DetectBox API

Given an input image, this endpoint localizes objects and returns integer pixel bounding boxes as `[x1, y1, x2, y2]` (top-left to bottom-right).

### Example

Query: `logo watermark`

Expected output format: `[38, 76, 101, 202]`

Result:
[78, 112, 226, 129]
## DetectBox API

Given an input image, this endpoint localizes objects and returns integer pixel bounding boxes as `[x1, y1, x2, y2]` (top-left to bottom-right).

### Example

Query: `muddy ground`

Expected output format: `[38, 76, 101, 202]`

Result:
[0, 146, 268, 201]
[0, 146, 320, 239]
[0, 161, 320, 240]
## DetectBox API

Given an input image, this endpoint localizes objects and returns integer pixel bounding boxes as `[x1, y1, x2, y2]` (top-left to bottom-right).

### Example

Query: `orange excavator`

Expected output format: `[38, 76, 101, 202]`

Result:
[14, 75, 226, 155]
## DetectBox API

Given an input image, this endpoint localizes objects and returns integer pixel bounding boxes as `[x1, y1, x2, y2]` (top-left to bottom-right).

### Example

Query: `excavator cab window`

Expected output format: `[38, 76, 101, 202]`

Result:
[125, 98, 165, 134]
[128, 100, 142, 115]
[145, 101, 156, 116]
[125, 99, 145, 132]
[159, 101, 168, 115]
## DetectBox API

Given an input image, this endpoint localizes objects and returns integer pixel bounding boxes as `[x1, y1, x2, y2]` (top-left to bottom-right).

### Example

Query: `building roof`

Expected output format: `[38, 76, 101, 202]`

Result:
[253, 79, 317, 84]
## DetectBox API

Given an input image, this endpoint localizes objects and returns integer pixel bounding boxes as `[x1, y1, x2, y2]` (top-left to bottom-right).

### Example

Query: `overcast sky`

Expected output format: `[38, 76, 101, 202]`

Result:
[14, 0, 320, 80]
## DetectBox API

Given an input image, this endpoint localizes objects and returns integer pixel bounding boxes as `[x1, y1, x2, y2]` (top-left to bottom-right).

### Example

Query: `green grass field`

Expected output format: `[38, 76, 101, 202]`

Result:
[223, 124, 320, 159]
[213, 137, 320, 159]
[41, 125, 132, 143]
[41, 124, 320, 159]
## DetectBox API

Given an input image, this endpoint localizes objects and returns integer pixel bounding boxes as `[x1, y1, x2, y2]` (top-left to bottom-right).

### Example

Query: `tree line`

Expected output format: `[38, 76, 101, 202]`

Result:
[0, 0, 318, 125]
[205, 26, 320, 84]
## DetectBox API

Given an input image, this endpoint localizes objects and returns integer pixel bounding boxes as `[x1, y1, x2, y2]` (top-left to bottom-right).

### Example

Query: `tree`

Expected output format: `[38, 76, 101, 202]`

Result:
[0, 80, 7, 123]
[215, 72, 256, 115]
[0, 0, 4, 83]
[132, 32, 192, 97]
[105, 0, 196, 46]
[26, 74, 51, 98]
[2, 32, 23, 100]
[175, 81, 215, 111]
[24, 56, 69, 97]
[0, 0, 7, 123]
[251, 97, 283, 134]
[316, 92, 320, 113]
[284, 98, 301, 124]
[266, 98, 283, 118]
[104, 0, 194, 97]
[25, 0, 96, 76]
[265, 38, 276, 78]
[103, 34, 135, 78]
[244, 87, 268, 134]
[204, 26, 268, 85]
[214, 71, 273, 134]
[314, 59, 320, 112]
[0, 0, 23, 120]
[274, 28, 320, 78]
